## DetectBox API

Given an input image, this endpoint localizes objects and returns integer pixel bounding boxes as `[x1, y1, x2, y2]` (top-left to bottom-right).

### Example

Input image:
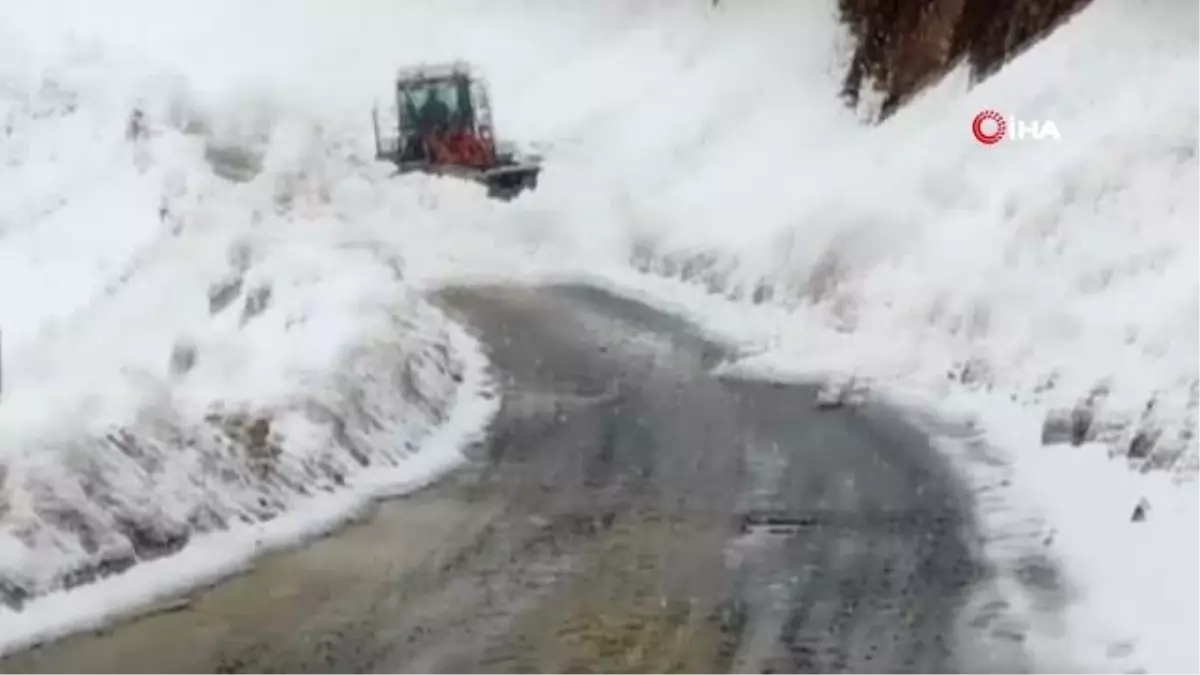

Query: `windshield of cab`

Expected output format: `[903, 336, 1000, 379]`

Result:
[398, 78, 466, 132]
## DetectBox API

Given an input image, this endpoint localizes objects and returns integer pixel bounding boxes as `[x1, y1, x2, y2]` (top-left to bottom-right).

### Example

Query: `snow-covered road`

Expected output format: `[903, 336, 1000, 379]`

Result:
[0, 0, 1195, 671]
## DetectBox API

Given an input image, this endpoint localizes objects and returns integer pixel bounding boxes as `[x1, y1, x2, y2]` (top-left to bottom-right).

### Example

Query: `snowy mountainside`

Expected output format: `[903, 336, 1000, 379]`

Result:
[0, 37, 496, 623]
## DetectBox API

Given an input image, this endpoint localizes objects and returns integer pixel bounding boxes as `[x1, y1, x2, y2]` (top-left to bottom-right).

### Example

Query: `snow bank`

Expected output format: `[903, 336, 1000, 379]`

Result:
[0, 33, 498, 646]
[713, 0, 1199, 473]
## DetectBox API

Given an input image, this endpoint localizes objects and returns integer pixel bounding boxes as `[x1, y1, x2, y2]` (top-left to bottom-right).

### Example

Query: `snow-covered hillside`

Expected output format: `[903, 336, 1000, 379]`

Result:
[0, 0, 1195, 671]
[0, 16, 500, 651]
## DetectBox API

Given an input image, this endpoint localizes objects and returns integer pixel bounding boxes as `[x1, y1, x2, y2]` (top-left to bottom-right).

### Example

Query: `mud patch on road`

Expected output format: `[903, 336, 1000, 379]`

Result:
[508, 514, 739, 674]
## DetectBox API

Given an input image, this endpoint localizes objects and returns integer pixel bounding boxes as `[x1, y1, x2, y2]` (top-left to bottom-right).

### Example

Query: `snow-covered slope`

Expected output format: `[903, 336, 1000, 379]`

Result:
[0, 21, 499, 652]
[0, 0, 1194, 670]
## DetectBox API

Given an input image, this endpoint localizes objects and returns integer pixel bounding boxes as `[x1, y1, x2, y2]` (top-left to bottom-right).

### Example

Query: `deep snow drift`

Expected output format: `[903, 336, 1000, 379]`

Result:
[0, 0, 1196, 671]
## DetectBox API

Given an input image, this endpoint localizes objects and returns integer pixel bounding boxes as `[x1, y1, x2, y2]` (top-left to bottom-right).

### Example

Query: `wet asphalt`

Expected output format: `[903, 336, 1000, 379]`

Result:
[1, 283, 1029, 673]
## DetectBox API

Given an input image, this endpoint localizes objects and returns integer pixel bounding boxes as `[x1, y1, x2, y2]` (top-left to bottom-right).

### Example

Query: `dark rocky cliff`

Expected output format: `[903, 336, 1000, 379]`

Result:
[838, 0, 1095, 120]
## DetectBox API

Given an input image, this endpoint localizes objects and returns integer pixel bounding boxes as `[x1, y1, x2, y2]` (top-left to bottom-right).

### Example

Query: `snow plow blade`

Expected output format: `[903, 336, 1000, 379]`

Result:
[481, 162, 540, 200]
[388, 159, 540, 200]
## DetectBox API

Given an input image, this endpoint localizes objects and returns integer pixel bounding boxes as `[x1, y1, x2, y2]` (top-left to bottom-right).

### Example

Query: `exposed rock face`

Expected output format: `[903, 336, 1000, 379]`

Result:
[838, 0, 1095, 120]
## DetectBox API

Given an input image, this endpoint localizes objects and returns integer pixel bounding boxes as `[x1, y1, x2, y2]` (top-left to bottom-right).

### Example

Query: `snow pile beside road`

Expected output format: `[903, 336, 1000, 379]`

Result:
[0, 38, 497, 649]
[455, 0, 1196, 479]
[606, 0, 1199, 478]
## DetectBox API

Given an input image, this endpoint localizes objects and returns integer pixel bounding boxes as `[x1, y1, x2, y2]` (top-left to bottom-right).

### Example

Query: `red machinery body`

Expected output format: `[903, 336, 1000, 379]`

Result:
[424, 129, 495, 169]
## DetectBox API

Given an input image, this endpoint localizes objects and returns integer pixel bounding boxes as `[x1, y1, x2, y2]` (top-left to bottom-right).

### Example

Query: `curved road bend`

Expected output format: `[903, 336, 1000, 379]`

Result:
[3, 283, 1029, 674]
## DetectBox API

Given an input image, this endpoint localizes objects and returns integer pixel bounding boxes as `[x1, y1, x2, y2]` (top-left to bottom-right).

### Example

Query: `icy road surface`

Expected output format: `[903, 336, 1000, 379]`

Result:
[3, 284, 1048, 674]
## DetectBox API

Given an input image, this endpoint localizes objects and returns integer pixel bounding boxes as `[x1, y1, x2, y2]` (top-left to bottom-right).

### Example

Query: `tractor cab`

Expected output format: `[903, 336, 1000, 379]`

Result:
[372, 61, 540, 200]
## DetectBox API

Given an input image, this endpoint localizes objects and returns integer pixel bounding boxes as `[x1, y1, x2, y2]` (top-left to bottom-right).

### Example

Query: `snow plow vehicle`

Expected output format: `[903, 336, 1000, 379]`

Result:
[372, 61, 542, 200]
